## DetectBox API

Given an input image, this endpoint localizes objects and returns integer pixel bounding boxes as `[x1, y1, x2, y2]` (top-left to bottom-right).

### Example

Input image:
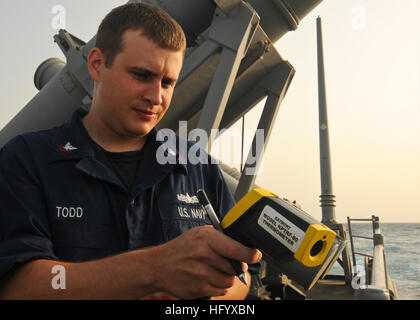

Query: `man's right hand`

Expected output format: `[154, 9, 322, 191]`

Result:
[147, 225, 262, 299]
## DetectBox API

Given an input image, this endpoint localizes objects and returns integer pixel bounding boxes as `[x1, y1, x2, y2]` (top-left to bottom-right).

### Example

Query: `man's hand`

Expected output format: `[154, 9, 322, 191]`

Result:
[0, 226, 260, 300]
[148, 225, 261, 299]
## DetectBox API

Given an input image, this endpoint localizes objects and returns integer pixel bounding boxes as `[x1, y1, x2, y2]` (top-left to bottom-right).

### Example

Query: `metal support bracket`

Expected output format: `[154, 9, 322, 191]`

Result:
[54, 29, 94, 97]
[178, 39, 220, 84]
[234, 62, 295, 200]
[326, 222, 353, 284]
[196, 2, 260, 148]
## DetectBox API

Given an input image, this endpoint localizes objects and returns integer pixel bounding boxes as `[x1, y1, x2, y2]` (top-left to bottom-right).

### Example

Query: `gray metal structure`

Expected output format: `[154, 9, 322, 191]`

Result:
[316, 17, 336, 225]
[315, 16, 353, 286]
[307, 16, 397, 300]
[347, 216, 398, 300]
[0, 0, 398, 299]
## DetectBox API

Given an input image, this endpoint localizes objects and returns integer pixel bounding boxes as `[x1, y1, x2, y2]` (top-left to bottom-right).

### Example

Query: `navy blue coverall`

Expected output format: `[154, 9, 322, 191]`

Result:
[0, 107, 237, 279]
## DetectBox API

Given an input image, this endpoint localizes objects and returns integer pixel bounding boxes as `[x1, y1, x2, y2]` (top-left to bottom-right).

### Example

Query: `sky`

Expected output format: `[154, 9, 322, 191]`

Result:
[0, 0, 419, 223]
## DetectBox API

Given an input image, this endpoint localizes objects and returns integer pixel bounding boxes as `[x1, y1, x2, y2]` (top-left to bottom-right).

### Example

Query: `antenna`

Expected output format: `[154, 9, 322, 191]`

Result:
[316, 16, 336, 224]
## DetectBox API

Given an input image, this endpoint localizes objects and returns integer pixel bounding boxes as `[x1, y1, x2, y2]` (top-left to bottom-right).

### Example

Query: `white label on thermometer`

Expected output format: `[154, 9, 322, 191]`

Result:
[257, 205, 305, 252]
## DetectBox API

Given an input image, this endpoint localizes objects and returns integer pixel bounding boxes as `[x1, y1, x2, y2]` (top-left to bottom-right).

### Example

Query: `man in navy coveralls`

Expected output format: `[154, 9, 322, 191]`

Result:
[0, 3, 261, 299]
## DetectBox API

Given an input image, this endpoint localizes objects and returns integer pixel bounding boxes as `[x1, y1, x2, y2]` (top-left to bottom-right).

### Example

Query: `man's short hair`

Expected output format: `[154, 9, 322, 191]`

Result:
[96, 2, 187, 68]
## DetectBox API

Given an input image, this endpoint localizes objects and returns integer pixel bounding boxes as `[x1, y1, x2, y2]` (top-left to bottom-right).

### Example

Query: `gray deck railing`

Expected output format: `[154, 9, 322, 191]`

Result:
[370, 217, 388, 290]
[347, 216, 391, 299]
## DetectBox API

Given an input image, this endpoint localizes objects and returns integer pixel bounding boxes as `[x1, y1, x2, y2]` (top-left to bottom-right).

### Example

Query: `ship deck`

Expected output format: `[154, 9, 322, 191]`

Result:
[307, 276, 358, 300]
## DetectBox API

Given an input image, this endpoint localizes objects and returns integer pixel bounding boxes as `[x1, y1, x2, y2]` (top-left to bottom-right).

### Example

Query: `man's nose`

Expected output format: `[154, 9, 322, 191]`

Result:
[144, 81, 163, 106]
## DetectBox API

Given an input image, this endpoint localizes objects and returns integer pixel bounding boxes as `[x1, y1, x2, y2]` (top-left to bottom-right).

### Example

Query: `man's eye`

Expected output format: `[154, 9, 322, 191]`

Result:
[162, 79, 175, 88]
[132, 72, 150, 80]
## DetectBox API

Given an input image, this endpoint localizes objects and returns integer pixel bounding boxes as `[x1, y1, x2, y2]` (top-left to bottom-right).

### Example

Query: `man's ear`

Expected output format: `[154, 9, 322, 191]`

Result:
[87, 47, 105, 82]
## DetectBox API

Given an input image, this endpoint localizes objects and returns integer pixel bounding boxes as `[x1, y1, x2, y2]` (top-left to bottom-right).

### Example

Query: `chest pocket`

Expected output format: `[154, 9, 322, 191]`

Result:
[156, 185, 212, 242]
[51, 221, 111, 262]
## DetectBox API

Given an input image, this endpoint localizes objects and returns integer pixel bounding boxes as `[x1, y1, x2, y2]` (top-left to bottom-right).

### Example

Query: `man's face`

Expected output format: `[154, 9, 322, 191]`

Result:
[93, 29, 183, 139]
